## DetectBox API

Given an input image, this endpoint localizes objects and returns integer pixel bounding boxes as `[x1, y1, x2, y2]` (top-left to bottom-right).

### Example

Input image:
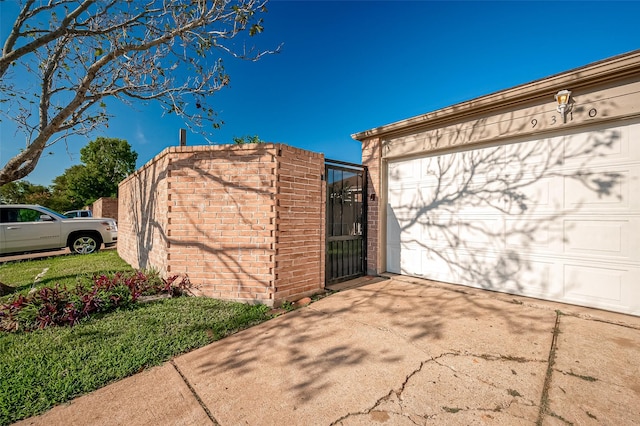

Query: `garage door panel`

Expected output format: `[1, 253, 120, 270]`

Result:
[505, 217, 555, 251]
[387, 245, 401, 274]
[426, 150, 473, 176]
[389, 158, 421, 186]
[420, 215, 459, 245]
[416, 184, 442, 212]
[423, 147, 509, 189]
[562, 263, 640, 316]
[425, 250, 560, 296]
[460, 145, 504, 169]
[563, 165, 639, 211]
[388, 183, 419, 213]
[399, 246, 423, 276]
[421, 249, 458, 283]
[563, 126, 632, 165]
[454, 148, 507, 189]
[387, 203, 402, 250]
[454, 251, 525, 289]
[483, 256, 557, 299]
[504, 136, 565, 176]
[399, 219, 421, 245]
[563, 264, 624, 302]
[418, 183, 501, 215]
[513, 176, 559, 213]
[421, 169, 565, 216]
[387, 120, 640, 316]
[420, 156, 456, 186]
[511, 259, 556, 296]
[457, 217, 503, 250]
[563, 218, 640, 262]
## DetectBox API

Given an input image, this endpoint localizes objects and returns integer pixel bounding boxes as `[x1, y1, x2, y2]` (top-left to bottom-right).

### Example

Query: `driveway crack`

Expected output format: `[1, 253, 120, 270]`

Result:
[329, 359, 431, 425]
[536, 310, 562, 426]
[170, 360, 218, 425]
[431, 352, 540, 408]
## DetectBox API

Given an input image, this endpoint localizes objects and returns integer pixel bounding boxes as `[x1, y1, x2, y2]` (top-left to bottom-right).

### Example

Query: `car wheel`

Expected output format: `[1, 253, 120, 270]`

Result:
[70, 234, 100, 254]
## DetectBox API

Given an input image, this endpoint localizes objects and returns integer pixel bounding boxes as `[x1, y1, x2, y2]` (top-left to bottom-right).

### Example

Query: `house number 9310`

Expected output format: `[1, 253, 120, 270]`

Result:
[530, 108, 597, 128]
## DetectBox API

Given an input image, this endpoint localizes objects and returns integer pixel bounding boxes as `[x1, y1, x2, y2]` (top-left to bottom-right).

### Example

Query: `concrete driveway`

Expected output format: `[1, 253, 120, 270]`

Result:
[16, 275, 640, 425]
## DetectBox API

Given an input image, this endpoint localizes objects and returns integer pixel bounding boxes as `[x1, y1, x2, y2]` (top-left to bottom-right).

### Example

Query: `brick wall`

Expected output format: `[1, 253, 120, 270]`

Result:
[165, 144, 278, 303]
[361, 137, 382, 274]
[118, 153, 170, 274]
[92, 197, 118, 220]
[273, 145, 325, 305]
[118, 143, 325, 306]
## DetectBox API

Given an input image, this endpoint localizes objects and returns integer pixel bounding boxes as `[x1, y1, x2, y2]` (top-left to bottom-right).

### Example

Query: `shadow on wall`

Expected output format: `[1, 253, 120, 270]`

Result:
[122, 144, 325, 304]
[386, 110, 631, 298]
[127, 147, 276, 288]
[128, 159, 166, 271]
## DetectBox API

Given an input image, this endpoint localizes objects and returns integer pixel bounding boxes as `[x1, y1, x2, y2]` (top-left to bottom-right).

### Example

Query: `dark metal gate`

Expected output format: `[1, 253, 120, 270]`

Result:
[325, 159, 367, 284]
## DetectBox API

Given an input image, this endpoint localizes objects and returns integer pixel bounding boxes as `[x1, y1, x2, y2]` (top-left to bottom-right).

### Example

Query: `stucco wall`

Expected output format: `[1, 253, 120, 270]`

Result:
[118, 143, 325, 306]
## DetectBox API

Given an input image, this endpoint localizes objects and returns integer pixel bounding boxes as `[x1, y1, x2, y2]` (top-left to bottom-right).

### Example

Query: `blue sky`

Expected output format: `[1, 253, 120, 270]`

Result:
[1, 1, 640, 186]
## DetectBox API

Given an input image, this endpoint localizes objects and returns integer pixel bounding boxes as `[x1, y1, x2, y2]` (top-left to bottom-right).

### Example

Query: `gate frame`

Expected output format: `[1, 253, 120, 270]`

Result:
[324, 159, 368, 284]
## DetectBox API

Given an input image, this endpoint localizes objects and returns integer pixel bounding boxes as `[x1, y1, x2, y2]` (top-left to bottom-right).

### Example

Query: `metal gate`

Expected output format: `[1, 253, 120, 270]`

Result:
[325, 159, 367, 284]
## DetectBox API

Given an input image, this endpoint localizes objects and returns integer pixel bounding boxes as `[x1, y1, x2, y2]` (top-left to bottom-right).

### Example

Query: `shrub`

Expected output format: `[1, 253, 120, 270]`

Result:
[0, 272, 190, 333]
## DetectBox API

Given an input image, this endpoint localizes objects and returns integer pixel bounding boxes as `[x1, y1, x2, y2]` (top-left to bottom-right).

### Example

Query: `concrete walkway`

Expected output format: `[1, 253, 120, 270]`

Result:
[16, 276, 640, 425]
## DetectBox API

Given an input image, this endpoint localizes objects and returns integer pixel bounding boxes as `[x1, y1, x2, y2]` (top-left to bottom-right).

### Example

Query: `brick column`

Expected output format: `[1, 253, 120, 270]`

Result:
[362, 137, 382, 275]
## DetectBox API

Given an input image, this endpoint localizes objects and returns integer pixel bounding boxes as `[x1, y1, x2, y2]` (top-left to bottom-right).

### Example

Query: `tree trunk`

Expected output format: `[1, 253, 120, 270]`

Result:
[0, 281, 17, 296]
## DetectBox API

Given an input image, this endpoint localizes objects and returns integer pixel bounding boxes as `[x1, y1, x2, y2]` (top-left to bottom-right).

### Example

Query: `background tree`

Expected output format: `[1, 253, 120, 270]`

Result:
[233, 135, 264, 144]
[48, 165, 86, 212]
[71, 137, 137, 205]
[0, 181, 51, 205]
[0, 0, 276, 186]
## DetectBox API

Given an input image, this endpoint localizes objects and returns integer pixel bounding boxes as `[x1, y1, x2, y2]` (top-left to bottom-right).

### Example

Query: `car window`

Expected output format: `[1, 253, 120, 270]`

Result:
[0, 208, 44, 223]
[1, 209, 20, 223]
[1, 207, 65, 223]
[38, 206, 65, 219]
[21, 209, 43, 222]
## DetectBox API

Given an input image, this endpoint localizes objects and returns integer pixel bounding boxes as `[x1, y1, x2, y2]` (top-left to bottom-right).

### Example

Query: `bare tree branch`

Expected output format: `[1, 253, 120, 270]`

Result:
[0, 0, 279, 185]
[0, 0, 96, 77]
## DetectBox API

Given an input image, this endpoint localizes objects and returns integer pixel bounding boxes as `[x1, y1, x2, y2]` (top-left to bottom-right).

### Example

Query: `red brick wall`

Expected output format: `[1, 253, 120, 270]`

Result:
[118, 143, 325, 306]
[92, 197, 118, 220]
[118, 153, 170, 274]
[273, 145, 325, 305]
[361, 137, 382, 274]
[165, 144, 278, 303]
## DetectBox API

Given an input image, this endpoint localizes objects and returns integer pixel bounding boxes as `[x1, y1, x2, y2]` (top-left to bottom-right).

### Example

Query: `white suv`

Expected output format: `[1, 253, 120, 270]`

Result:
[0, 204, 117, 255]
[64, 209, 93, 218]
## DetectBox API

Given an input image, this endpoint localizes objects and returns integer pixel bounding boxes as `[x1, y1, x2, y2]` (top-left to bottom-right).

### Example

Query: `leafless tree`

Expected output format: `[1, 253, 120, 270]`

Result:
[0, 0, 278, 185]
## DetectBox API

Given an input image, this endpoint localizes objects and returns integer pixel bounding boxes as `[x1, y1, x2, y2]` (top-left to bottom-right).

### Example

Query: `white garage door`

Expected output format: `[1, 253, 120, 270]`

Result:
[387, 120, 640, 316]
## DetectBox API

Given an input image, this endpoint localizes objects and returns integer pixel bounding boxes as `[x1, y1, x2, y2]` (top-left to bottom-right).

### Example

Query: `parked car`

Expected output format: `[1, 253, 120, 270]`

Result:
[64, 209, 93, 218]
[0, 204, 117, 256]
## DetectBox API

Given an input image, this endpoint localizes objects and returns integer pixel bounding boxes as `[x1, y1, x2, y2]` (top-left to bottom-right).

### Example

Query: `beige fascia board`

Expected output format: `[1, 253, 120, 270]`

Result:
[352, 49, 640, 141]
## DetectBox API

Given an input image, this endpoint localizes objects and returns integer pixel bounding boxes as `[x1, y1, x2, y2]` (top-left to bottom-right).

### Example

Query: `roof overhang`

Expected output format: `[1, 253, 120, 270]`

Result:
[352, 49, 640, 142]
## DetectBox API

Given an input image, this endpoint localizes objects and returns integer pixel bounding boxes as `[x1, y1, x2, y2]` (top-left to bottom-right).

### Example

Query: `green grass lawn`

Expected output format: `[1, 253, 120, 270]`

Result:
[0, 250, 133, 294]
[0, 252, 272, 425]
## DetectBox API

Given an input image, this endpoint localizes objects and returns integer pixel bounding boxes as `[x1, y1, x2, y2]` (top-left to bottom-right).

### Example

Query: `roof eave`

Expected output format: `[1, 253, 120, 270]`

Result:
[351, 49, 640, 141]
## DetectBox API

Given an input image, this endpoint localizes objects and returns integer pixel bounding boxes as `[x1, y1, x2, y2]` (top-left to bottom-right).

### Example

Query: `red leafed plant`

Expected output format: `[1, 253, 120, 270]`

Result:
[0, 272, 191, 333]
